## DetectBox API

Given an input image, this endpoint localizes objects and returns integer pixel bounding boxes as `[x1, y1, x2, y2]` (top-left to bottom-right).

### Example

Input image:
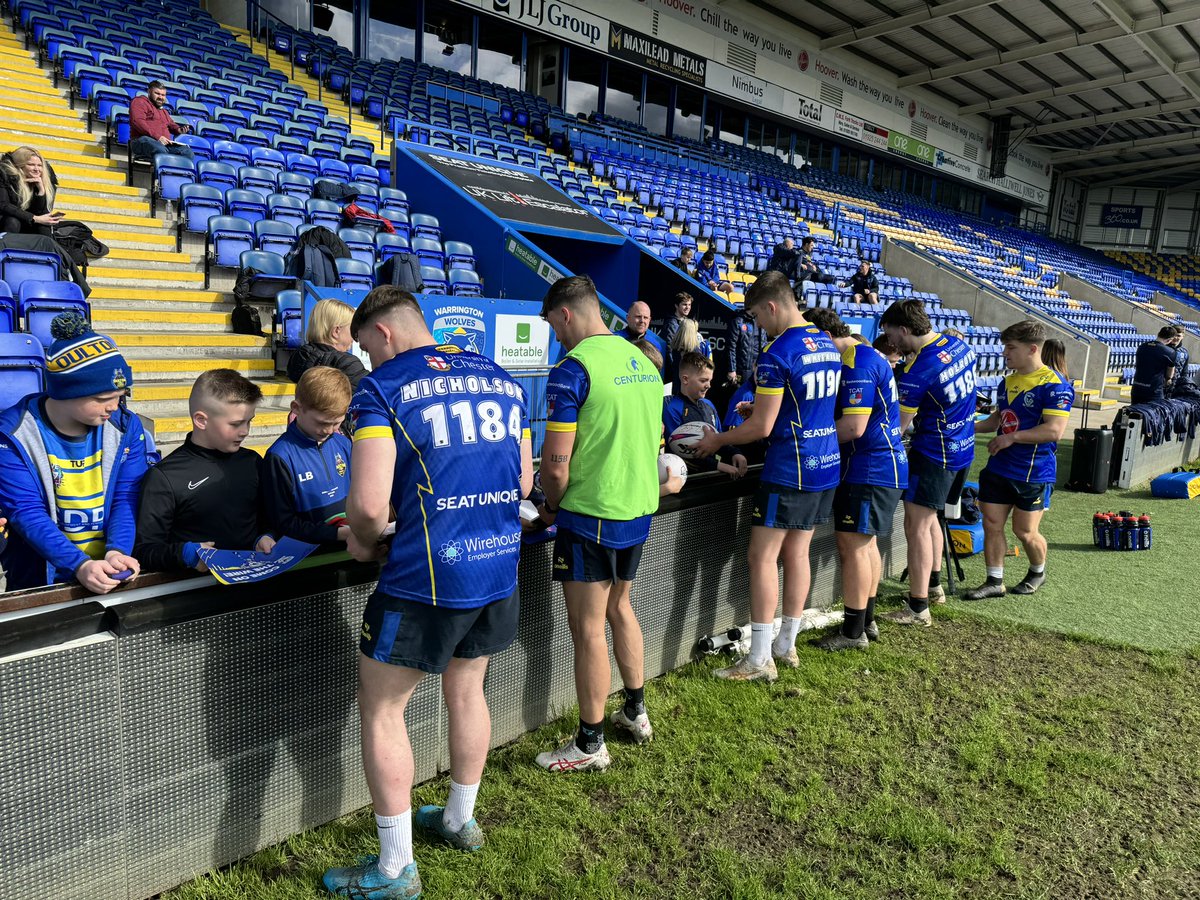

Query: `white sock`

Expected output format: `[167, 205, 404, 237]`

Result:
[1029, 563, 1045, 574]
[986, 566, 1004, 580]
[375, 810, 413, 878]
[443, 779, 480, 833]
[749, 622, 772, 666]
[773, 615, 802, 656]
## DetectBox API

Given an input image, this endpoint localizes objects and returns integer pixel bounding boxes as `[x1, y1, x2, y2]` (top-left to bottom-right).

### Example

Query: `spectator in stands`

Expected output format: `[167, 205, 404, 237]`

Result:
[795, 236, 835, 294]
[671, 245, 694, 275]
[0, 313, 145, 593]
[330, 286, 532, 893]
[878, 300, 976, 625]
[1130, 326, 1178, 404]
[617, 300, 666, 360]
[1042, 339, 1068, 380]
[665, 317, 711, 391]
[942, 327, 966, 340]
[129, 81, 195, 162]
[842, 261, 879, 304]
[663, 352, 746, 479]
[662, 292, 692, 347]
[261, 367, 353, 550]
[1169, 327, 1192, 395]
[134, 369, 274, 572]
[694, 249, 734, 299]
[633, 338, 664, 373]
[692, 271, 842, 681]
[535, 275, 674, 772]
[0, 147, 62, 235]
[725, 308, 766, 390]
[287, 298, 368, 390]
[765, 237, 799, 283]
[965, 320, 1072, 601]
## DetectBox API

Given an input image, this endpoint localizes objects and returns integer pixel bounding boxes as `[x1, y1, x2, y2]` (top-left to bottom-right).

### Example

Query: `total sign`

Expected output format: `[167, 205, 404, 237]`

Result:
[495, 313, 553, 367]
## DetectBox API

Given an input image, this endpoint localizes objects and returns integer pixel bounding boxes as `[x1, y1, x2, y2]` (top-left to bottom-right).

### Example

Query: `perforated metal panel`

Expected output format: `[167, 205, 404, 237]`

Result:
[0, 637, 124, 900]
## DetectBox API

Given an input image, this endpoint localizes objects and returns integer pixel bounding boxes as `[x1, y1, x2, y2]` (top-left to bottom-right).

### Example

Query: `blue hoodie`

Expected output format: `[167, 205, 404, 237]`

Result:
[0, 394, 149, 589]
[261, 420, 352, 546]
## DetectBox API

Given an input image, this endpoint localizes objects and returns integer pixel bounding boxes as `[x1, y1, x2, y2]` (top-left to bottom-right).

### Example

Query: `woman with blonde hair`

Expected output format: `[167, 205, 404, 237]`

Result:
[0, 146, 61, 235]
[1042, 338, 1068, 380]
[287, 297, 368, 388]
[665, 316, 712, 390]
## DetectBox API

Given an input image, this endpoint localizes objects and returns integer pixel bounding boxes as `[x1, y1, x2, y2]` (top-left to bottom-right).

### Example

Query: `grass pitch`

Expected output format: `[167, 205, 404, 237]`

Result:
[168, 437, 1200, 899]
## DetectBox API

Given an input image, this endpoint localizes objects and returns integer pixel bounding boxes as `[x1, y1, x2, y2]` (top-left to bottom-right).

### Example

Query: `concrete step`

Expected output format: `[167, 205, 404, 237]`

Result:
[109, 330, 270, 351]
[0, 98, 82, 127]
[83, 210, 173, 234]
[28, 147, 117, 171]
[0, 127, 103, 156]
[92, 307, 232, 332]
[129, 379, 294, 416]
[127, 356, 276, 382]
[0, 74, 67, 99]
[56, 193, 152, 215]
[87, 267, 203, 290]
[50, 162, 131, 185]
[147, 410, 289, 450]
[95, 231, 178, 251]
[1102, 384, 1132, 400]
[0, 113, 94, 144]
[93, 246, 196, 266]
[59, 181, 149, 202]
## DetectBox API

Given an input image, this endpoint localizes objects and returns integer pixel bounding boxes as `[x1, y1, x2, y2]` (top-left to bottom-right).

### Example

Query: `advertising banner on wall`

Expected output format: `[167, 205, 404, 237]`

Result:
[1100, 204, 1144, 228]
[608, 24, 706, 86]
[887, 130, 934, 167]
[485, 0, 606, 49]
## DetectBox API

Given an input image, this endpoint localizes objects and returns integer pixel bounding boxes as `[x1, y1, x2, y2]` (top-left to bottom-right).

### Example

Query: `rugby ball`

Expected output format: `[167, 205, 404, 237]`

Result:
[668, 421, 716, 458]
[658, 453, 689, 486]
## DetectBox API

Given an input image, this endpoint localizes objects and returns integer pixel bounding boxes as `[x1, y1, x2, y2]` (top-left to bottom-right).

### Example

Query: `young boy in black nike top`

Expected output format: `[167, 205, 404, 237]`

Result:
[135, 369, 275, 572]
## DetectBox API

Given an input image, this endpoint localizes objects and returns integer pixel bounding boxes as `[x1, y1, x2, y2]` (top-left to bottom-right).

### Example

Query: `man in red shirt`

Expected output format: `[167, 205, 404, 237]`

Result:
[129, 81, 194, 162]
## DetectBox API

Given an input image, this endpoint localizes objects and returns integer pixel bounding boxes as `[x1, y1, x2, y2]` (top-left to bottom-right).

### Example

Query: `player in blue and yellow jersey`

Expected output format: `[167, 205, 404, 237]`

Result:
[534, 275, 677, 773]
[693, 271, 841, 682]
[965, 320, 1073, 601]
[805, 309, 908, 651]
[0, 313, 146, 593]
[878, 299, 976, 627]
[324, 287, 533, 899]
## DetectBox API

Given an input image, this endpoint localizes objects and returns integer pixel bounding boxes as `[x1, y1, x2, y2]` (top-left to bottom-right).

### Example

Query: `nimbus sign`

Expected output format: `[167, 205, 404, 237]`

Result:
[490, 0, 604, 48]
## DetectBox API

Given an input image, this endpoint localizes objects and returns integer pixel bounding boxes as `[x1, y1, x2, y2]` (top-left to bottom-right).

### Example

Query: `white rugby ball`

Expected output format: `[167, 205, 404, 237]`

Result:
[668, 420, 716, 458]
[658, 452, 689, 486]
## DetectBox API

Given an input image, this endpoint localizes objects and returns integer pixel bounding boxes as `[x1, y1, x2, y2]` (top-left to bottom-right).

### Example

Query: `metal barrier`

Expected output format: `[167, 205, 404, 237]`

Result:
[0, 474, 906, 900]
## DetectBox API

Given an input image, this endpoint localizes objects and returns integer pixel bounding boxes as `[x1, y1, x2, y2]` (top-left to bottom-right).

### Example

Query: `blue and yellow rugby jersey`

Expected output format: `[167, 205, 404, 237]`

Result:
[753, 324, 841, 491]
[837, 343, 909, 489]
[987, 366, 1073, 484]
[35, 420, 106, 561]
[349, 344, 530, 609]
[895, 332, 977, 471]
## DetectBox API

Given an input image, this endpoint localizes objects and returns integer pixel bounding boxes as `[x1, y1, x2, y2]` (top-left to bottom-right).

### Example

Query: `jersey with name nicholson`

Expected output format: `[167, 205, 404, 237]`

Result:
[896, 332, 977, 471]
[350, 344, 529, 609]
[837, 343, 908, 488]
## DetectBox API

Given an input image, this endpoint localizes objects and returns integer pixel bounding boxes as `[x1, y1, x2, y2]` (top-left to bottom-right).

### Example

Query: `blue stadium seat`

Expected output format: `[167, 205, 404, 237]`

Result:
[338, 228, 376, 266]
[177, 184, 224, 247]
[224, 188, 267, 224]
[410, 213, 440, 242]
[238, 250, 293, 298]
[305, 198, 341, 230]
[152, 153, 195, 207]
[254, 220, 297, 256]
[18, 281, 89, 349]
[0, 333, 46, 413]
[285, 152, 319, 179]
[206, 215, 254, 284]
[212, 140, 251, 168]
[374, 233, 411, 264]
[444, 241, 475, 272]
[274, 289, 304, 349]
[173, 134, 213, 161]
[267, 193, 306, 229]
[335, 257, 373, 292]
[0, 249, 59, 289]
[317, 157, 350, 181]
[197, 159, 238, 192]
[449, 269, 483, 297]
[0, 280, 15, 334]
[412, 237, 444, 270]
[420, 265, 448, 295]
[276, 171, 314, 200]
[251, 146, 287, 172]
[238, 165, 277, 198]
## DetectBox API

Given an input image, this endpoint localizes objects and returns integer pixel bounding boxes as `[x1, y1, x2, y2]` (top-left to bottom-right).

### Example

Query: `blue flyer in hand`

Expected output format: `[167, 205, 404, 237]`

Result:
[197, 537, 319, 585]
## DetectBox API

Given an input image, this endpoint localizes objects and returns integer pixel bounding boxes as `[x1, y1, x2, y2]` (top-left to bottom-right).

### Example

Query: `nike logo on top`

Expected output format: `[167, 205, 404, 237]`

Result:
[187, 477, 210, 490]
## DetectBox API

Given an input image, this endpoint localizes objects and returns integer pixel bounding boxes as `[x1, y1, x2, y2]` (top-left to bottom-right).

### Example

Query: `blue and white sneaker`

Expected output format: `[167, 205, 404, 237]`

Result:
[414, 805, 485, 851]
[322, 856, 421, 899]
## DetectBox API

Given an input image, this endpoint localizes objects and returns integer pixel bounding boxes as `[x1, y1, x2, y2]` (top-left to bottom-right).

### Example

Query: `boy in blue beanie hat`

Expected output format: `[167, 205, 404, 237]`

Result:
[0, 312, 147, 592]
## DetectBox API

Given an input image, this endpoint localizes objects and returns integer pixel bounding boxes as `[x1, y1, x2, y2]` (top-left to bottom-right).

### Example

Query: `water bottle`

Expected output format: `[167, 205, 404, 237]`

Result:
[1128, 515, 1143, 551]
[1102, 512, 1117, 549]
[1121, 515, 1138, 551]
[1138, 514, 1152, 550]
[1093, 512, 1106, 548]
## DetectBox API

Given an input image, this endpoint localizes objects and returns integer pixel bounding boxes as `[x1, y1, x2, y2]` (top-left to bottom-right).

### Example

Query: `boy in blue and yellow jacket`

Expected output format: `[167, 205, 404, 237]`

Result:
[261, 366, 352, 548]
[0, 314, 147, 592]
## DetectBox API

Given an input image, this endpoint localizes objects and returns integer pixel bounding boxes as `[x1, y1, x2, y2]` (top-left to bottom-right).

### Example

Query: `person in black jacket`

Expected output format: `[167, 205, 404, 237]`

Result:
[795, 236, 835, 294]
[842, 261, 879, 303]
[287, 297, 368, 389]
[725, 309, 767, 388]
[765, 237, 799, 282]
[1, 147, 62, 235]
[1130, 327, 1178, 404]
[134, 369, 274, 572]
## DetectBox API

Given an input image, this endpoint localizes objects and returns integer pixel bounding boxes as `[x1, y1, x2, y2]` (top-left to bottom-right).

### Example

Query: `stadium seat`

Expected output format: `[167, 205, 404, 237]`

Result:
[205, 215, 254, 286]
[420, 265, 448, 295]
[17, 281, 89, 349]
[267, 193, 307, 229]
[224, 188, 267, 224]
[445, 241, 476, 271]
[276, 171, 314, 200]
[238, 250, 293, 299]
[173, 134, 213, 162]
[412, 237, 445, 270]
[374, 233, 411, 264]
[305, 198, 341, 230]
[0, 280, 15, 334]
[0, 333, 46, 413]
[449, 269, 483, 297]
[284, 152, 319, 179]
[254, 220, 297, 256]
[274, 289, 303, 349]
[410, 213, 441, 241]
[0, 249, 59, 289]
[335, 257, 373, 292]
[338, 227, 376, 266]
[198, 159, 238, 192]
[251, 146, 287, 172]
[238, 165, 277, 199]
[152, 153, 195, 208]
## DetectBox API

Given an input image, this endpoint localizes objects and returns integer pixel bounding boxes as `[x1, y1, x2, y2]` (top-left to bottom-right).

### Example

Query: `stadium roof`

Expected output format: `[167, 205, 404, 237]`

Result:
[750, 0, 1200, 189]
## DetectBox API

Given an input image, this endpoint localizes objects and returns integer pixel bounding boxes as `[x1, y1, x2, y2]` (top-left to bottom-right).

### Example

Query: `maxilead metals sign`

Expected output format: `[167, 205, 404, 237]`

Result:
[416, 151, 620, 237]
[608, 24, 707, 86]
